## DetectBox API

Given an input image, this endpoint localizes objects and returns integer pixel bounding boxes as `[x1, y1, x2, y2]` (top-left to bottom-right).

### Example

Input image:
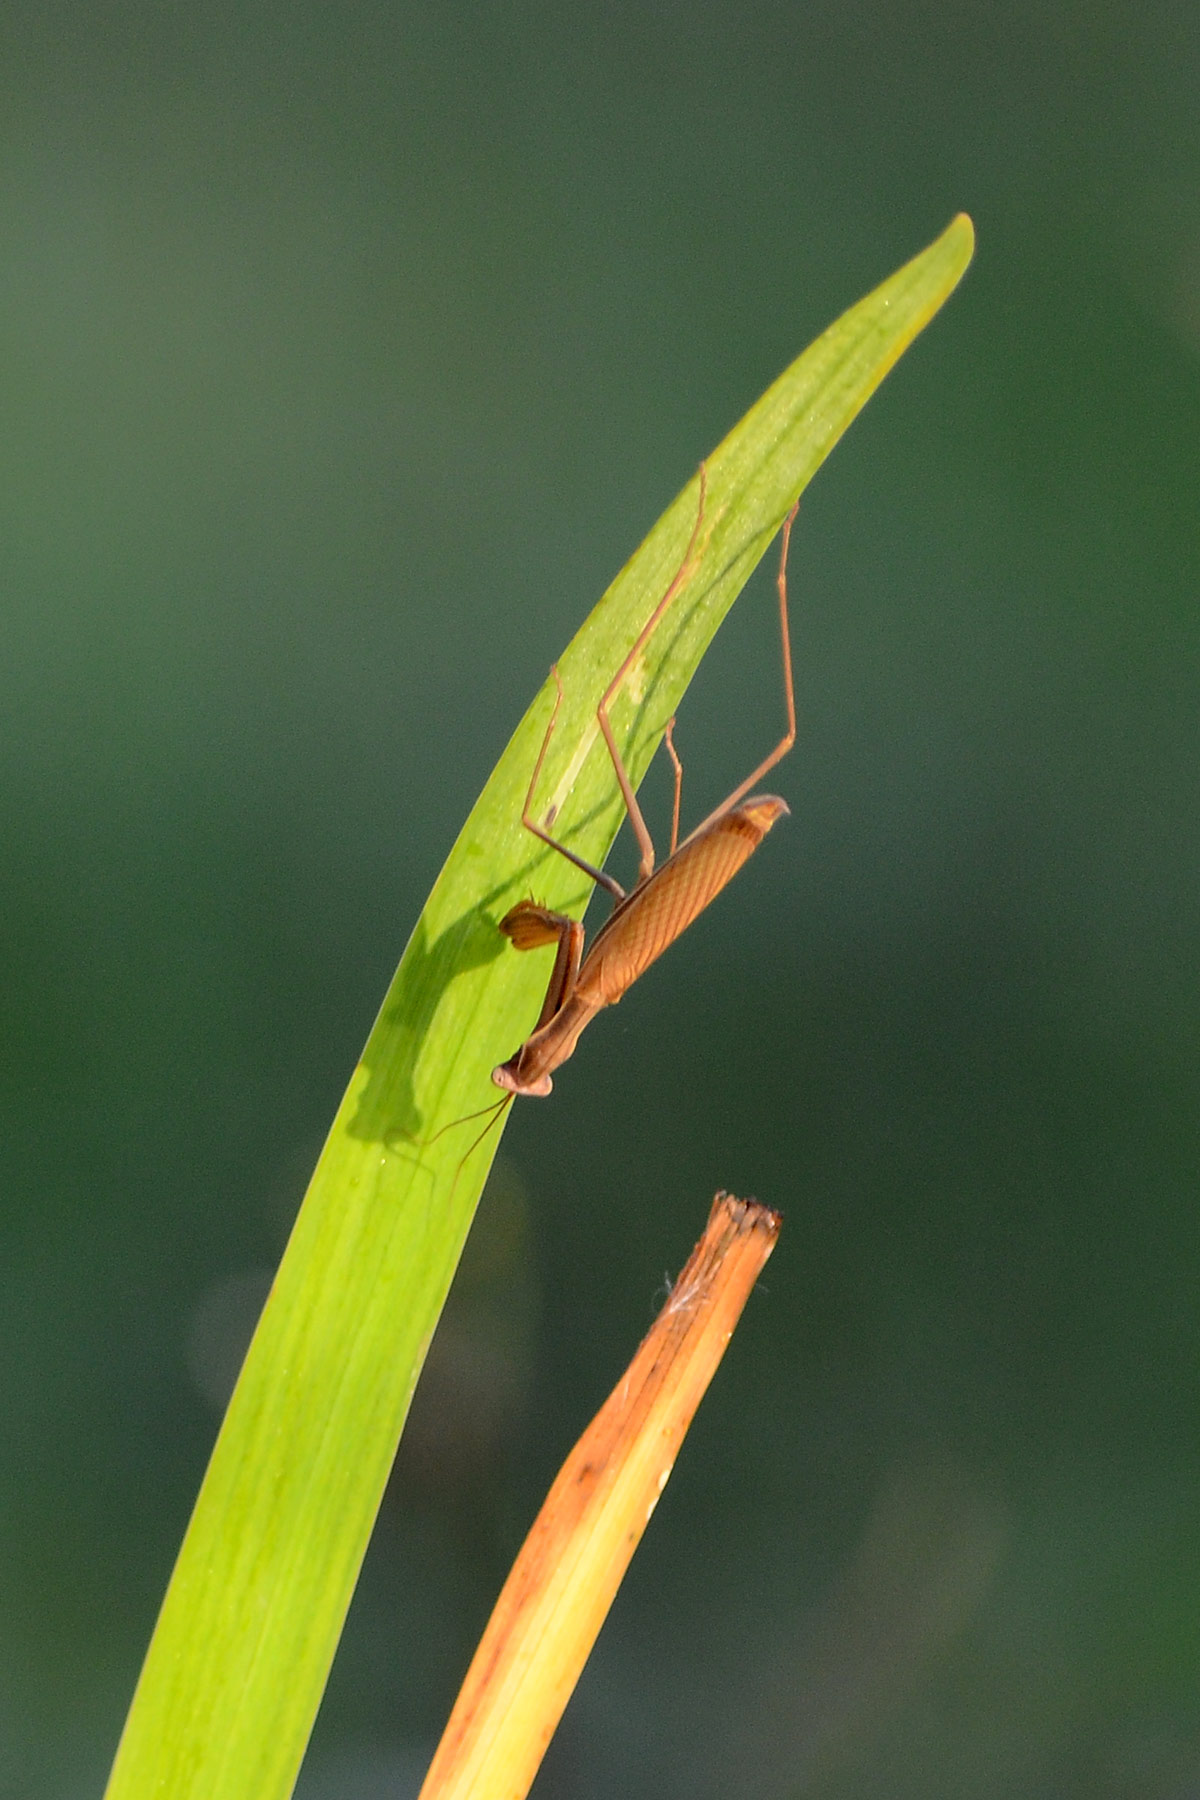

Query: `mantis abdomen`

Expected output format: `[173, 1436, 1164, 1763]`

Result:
[576, 796, 788, 1008]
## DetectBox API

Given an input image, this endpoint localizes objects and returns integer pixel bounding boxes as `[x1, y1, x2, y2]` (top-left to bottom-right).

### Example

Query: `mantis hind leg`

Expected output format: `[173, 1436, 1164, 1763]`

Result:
[596, 464, 709, 885]
[683, 498, 800, 842]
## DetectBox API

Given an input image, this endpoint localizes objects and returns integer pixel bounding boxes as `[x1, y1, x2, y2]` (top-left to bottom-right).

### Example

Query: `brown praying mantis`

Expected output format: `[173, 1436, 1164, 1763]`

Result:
[491, 468, 799, 1099]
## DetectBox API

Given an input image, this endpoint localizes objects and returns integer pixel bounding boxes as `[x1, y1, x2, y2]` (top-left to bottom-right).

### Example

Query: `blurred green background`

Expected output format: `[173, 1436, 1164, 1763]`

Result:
[2, 3, 1198, 1796]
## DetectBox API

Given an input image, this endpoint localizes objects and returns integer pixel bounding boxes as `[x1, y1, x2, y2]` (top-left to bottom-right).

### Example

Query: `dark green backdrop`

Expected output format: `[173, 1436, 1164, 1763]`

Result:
[2, 5, 1198, 1796]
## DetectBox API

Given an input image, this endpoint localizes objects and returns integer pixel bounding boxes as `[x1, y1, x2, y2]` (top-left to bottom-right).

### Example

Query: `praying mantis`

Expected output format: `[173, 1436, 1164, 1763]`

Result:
[492, 468, 799, 1099]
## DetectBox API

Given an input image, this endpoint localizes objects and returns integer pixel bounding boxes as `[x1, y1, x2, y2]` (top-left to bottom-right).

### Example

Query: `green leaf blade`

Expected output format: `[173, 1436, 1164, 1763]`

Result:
[104, 213, 972, 1800]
